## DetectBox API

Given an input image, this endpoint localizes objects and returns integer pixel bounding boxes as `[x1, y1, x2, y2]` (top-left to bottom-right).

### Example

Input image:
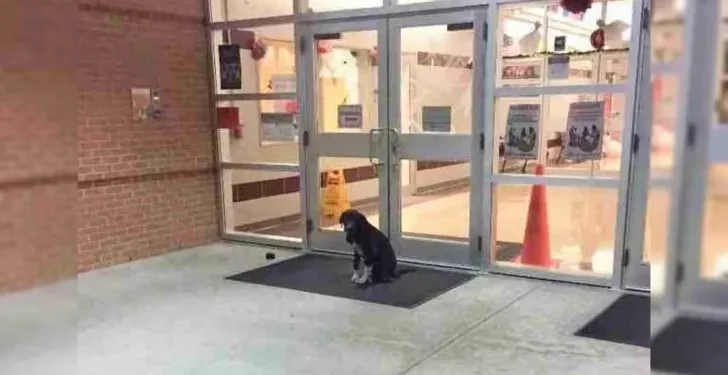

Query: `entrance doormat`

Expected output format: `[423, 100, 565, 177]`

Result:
[651, 317, 728, 375]
[574, 293, 650, 348]
[226, 254, 475, 309]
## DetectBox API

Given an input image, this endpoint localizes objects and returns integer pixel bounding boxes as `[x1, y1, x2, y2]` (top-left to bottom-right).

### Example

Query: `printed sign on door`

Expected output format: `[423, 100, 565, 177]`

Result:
[564, 101, 605, 161]
[504, 104, 541, 160]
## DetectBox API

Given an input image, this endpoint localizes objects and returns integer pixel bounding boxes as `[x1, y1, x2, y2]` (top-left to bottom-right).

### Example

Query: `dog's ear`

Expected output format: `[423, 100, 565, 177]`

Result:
[339, 209, 352, 225]
[354, 211, 368, 226]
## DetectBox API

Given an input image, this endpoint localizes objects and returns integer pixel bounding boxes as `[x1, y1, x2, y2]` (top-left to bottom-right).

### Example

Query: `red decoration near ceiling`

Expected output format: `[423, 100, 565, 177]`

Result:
[251, 39, 267, 61]
[316, 40, 332, 54]
[560, 0, 593, 14]
[590, 28, 605, 50]
[241, 32, 256, 50]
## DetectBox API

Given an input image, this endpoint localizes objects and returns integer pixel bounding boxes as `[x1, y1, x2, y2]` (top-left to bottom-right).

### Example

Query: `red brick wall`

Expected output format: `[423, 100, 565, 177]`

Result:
[76, 0, 219, 272]
[0, 0, 219, 293]
[0, 0, 78, 293]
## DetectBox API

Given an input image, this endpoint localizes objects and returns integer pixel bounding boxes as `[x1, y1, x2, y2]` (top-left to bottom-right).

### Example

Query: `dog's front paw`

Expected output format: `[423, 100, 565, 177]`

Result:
[351, 271, 359, 282]
[354, 271, 371, 285]
[355, 266, 372, 284]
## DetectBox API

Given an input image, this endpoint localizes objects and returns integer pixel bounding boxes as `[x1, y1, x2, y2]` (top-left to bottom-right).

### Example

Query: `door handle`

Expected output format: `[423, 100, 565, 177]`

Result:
[387, 128, 401, 162]
[369, 128, 385, 167]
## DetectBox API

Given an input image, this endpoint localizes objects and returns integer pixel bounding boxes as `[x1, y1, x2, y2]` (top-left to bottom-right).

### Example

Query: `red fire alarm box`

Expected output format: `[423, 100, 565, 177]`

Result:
[217, 107, 243, 139]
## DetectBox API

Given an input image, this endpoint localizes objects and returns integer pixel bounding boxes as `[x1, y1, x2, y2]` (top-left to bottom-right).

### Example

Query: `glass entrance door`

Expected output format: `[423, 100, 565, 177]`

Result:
[303, 9, 485, 268]
[386, 10, 485, 268]
[303, 20, 389, 255]
[623, 0, 686, 293]
[665, 0, 728, 314]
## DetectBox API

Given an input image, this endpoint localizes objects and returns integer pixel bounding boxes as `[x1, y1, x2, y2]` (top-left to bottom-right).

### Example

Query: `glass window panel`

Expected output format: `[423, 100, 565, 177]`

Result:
[212, 26, 295, 95]
[222, 168, 302, 240]
[217, 101, 300, 163]
[492, 93, 626, 178]
[492, 185, 618, 277]
[495, 1, 634, 88]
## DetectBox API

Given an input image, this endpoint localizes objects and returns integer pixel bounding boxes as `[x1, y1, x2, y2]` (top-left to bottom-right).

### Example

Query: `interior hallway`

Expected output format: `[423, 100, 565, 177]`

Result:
[0, 243, 648, 375]
[262, 181, 620, 274]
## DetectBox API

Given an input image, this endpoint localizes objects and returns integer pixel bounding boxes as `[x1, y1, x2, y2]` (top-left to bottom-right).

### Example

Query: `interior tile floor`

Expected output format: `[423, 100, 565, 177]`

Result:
[0, 243, 649, 375]
[245, 184, 653, 275]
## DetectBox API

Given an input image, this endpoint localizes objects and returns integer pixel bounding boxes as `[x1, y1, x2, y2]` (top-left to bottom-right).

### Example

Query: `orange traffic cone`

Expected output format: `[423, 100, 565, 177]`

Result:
[519, 164, 555, 267]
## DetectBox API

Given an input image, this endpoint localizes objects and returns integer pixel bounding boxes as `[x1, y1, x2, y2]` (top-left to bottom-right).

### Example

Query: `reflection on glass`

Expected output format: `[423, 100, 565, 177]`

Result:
[315, 31, 378, 134]
[698, 0, 728, 281]
[217, 101, 299, 163]
[496, 1, 634, 88]
[651, 0, 685, 64]
[318, 157, 380, 230]
[400, 160, 470, 241]
[493, 185, 618, 277]
[700, 165, 728, 280]
[400, 25, 473, 135]
[650, 0, 684, 174]
[650, 74, 678, 175]
[493, 94, 625, 178]
[646, 1, 684, 294]
[646, 188, 671, 296]
[222, 168, 302, 239]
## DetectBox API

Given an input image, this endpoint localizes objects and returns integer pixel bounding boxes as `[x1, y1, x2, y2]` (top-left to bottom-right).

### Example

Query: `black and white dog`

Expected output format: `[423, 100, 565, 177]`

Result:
[339, 209, 398, 285]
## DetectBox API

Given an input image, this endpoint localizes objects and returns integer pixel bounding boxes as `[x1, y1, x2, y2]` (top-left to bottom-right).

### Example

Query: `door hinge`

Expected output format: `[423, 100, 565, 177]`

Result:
[305, 219, 313, 234]
[477, 236, 483, 252]
[641, 7, 650, 30]
[675, 261, 685, 284]
[303, 130, 309, 147]
[299, 36, 306, 53]
[632, 134, 640, 154]
[482, 22, 488, 41]
[686, 123, 696, 147]
[479, 132, 485, 150]
[623, 248, 630, 267]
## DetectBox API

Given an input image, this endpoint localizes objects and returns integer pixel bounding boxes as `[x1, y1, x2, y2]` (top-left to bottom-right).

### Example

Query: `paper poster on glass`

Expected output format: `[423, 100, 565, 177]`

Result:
[261, 113, 297, 142]
[564, 101, 605, 161]
[501, 63, 541, 80]
[337, 105, 363, 129]
[218, 44, 242, 90]
[504, 104, 541, 160]
[422, 106, 452, 132]
[271, 74, 296, 93]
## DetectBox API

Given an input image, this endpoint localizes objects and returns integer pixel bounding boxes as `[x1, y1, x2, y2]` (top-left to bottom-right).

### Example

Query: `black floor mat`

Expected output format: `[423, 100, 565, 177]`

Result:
[226, 254, 475, 308]
[651, 317, 728, 375]
[574, 294, 650, 348]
